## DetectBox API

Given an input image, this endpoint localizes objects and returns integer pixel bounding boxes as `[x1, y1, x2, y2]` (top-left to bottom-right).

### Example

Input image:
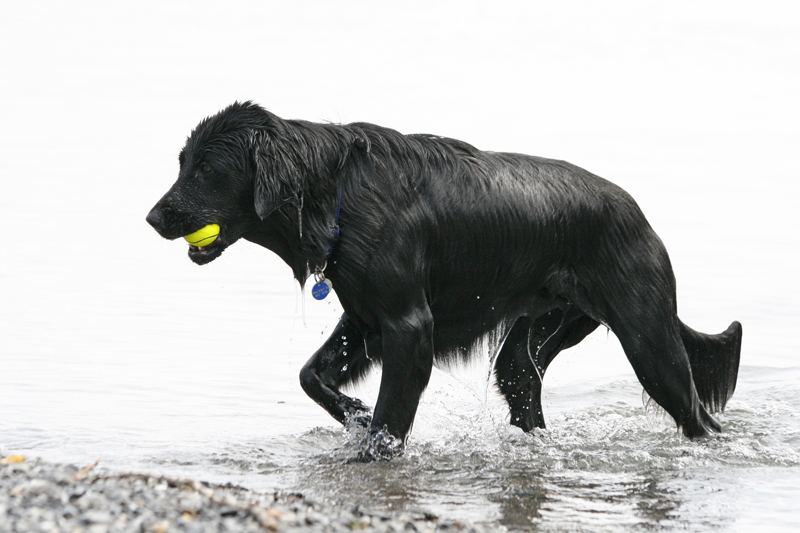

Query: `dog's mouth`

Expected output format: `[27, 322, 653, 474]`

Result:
[187, 237, 226, 265]
[185, 225, 227, 265]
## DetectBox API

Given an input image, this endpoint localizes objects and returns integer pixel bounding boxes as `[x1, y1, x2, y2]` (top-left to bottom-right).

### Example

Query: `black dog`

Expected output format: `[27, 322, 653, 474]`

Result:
[147, 101, 742, 460]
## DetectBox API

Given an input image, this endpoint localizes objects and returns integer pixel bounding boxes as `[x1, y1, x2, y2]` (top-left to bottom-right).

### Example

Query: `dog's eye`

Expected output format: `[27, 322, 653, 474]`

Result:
[201, 163, 212, 173]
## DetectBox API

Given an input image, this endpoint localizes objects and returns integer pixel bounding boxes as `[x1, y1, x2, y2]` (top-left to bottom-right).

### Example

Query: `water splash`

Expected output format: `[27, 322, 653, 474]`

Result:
[127, 366, 800, 533]
[359, 426, 405, 462]
[641, 389, 674, 431]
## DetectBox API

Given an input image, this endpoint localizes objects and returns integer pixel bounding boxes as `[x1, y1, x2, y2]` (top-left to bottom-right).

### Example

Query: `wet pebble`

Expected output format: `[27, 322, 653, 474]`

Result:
[1, 458, 500, 532]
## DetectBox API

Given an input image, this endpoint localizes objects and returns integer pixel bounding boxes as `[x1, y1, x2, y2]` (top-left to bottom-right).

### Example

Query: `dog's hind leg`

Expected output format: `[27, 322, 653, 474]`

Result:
[495, 309, 599, 431]
[494, 316, 540, 431]
[680, 319, 742, 413]
[299, 313, 380, 426]
[605, 290, 722, 439]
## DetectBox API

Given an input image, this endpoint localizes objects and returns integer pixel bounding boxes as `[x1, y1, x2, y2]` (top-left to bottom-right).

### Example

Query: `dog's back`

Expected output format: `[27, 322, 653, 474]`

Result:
[333, 126, 653, 351]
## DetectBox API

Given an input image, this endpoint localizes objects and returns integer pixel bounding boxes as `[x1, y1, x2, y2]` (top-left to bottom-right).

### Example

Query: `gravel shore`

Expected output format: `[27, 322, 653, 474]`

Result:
[1, 457, 495, 533]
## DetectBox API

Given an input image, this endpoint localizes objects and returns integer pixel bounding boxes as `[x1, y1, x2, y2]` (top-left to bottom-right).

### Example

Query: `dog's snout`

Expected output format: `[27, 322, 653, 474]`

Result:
[146, 207, 163, 230]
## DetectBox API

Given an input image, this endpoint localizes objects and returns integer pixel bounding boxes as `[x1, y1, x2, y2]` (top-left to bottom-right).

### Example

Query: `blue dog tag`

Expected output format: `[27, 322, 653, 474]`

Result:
[312, 278, 332, 300]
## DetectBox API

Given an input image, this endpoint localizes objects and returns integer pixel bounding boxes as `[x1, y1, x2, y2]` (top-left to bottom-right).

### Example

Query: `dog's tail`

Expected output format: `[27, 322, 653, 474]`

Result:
[680, 319, 742, 413]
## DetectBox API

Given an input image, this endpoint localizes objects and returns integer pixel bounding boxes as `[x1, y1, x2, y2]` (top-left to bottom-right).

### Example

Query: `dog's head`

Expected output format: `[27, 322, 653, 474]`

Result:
[146, 101, 299, 265]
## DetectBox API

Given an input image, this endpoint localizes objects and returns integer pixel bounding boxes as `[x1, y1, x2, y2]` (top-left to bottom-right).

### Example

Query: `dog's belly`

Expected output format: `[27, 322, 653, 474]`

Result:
[429, 279, 566, 358]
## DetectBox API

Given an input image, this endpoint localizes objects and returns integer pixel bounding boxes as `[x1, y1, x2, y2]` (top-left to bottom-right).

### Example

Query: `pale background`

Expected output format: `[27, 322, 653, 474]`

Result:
[2, 2, 799, 531]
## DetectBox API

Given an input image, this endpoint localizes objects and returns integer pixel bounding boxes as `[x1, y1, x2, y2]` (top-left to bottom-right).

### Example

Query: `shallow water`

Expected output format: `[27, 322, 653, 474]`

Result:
[2, 1, 800, 531]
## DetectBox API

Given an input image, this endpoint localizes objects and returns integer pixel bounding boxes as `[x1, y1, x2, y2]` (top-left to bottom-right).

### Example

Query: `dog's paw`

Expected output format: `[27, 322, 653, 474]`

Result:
[344, 409, 372, 429]
[342, 397, 372, 429]
[354, 425, 404, 462]
[343, 409, 372, 440]
[347, 397, 371, 413]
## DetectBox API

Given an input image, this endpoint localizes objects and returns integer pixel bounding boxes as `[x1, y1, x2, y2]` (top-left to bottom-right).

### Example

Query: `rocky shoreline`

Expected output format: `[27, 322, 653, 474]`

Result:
[1, 457, 496, 533]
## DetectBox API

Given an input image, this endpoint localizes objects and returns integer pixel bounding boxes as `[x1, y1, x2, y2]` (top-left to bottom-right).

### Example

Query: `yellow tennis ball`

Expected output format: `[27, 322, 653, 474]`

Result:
[183, 224, 220, 247]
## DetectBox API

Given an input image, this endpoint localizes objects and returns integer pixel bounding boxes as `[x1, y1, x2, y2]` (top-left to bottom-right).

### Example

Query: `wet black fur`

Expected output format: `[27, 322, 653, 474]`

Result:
[147, 101, 742, 459]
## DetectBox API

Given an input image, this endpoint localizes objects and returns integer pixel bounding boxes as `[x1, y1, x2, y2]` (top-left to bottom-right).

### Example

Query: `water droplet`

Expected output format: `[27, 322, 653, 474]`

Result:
[342, 364, 348, 371]
[343, 351, 347, 356]
[300, 285, 307, 326]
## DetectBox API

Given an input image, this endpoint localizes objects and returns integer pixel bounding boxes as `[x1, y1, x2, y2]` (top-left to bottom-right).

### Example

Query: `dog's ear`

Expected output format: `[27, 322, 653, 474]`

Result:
[251, 131, 275, 220]
[251, 130, 303, 221]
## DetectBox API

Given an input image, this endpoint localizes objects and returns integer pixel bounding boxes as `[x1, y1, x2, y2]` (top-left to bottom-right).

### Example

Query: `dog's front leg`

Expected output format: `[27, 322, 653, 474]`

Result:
[358, 304, 435, 461]
[299, 313, 378, 426]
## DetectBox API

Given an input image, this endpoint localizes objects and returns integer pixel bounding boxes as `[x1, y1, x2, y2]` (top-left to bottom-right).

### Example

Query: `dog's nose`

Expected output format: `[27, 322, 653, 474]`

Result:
[146, 208, 163, 230]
